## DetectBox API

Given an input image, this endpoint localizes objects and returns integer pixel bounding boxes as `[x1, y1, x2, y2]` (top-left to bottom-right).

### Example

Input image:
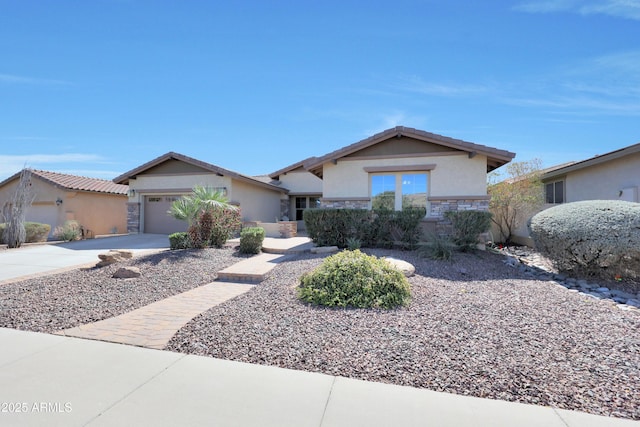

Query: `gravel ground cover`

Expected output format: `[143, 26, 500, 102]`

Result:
[167, 249, 640, 420]
[0, 247, 242, 333]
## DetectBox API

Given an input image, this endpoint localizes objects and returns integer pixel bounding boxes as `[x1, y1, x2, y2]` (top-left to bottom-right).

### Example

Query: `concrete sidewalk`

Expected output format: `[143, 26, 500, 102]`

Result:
[1, 328, 637, 427]
[0, 234, 169, 284]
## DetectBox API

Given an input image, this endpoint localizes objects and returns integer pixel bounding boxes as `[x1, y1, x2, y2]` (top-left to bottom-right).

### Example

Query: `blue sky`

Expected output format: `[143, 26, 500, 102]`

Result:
[1, 0, 639, 182]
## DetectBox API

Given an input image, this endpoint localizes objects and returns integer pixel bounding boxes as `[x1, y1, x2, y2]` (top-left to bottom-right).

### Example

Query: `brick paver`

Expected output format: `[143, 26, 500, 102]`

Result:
[57, 237, 314, 350]
[58, 282, 253, 349]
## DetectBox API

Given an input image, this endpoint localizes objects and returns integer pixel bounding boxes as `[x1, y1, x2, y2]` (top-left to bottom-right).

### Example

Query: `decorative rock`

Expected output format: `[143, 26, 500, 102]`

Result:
[595, 287, 610, 293]
[97, 249, 134, 267]
[112, 266, 141, 279]
[627, 299, 640, 308]
[310, 246, 339, 254]
[383, 257, 415, 277]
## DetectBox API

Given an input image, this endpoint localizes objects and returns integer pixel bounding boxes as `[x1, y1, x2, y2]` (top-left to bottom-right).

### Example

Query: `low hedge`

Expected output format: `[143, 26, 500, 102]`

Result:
[239, 227, 265, 254]
[0, 222, 51, 244]
[303, 208, 425, 249]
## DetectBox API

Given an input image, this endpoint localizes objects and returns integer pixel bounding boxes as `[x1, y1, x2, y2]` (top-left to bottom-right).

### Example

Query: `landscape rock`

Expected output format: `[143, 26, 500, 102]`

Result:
[112, 266, 141, 279]
[383, 257, 415, 277]
[96, 250, 134, 267]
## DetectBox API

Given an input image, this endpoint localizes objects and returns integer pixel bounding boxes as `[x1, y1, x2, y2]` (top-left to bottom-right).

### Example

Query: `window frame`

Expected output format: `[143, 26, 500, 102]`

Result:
[545, 180, 565, 204]
[370, 172, 429, 212]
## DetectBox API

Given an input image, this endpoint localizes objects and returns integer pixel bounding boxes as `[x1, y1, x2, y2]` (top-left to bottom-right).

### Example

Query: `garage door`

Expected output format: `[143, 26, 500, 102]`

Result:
[144, 196, 189, 234]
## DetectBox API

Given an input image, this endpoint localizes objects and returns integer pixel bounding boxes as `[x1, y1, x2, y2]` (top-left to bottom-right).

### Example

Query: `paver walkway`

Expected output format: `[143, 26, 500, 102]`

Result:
[58, 282, 253, 349]
[57, 237, 314, 349]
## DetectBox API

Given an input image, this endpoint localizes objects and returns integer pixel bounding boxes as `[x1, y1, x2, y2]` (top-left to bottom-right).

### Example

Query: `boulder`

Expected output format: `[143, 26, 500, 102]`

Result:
[96, 249, 134, 267]
[383, 257, 415, 277]
[112, 266, 141, 279]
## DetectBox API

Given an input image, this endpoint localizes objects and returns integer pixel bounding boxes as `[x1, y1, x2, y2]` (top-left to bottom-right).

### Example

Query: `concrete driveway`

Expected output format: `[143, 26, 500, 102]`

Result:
[0, 234, 169, 284]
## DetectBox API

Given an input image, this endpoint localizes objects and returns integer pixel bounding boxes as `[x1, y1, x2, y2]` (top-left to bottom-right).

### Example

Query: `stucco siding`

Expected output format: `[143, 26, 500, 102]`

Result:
[0, 178, 126, 237]
[564, 152, 640, 202]
[129, 174, 232, 193]
[231, 180, 281, 222]
[322, 154, 488, 199]
[277, 170, 322, 194]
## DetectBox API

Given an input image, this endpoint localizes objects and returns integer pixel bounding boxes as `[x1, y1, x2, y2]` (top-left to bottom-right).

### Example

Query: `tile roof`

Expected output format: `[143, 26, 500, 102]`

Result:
[0, 169, 129, 195]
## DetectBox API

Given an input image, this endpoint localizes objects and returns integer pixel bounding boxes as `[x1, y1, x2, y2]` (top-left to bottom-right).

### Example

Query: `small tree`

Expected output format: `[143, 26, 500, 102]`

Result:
[488, 159, 544, 244]
[168, 185, 239, 248]
[2, 168, 34, 248]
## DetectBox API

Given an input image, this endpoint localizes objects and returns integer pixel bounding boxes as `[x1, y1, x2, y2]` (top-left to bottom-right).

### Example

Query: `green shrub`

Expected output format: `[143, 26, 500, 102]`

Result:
[444, 210, 492, 250]
[303, 208, 373, 248]
[346, 237, 362, 250]
[418, 233, 455, 261]
[303, 208, 425, 249]
[298, 249, 411, 309]
[209, 207, 242, 248]
[169, 232, 191, 250]
[1, 222, 51, 244]
[239, 227, 265, 254]
[530, 200, 640, 280]
[25, 222, 51, 242]
[53, 220, 82, 242]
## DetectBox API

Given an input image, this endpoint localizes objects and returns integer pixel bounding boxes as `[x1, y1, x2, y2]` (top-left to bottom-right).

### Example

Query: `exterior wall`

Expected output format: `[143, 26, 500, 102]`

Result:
[228, 179, 282, 223]
[322, 154, 488, 200]
[126, 173, 232, 233]
[276, 169, 322, 194]
[0, 178, 126, 238]
[318, 154, 491, 237]
[564, 152, 640, 202]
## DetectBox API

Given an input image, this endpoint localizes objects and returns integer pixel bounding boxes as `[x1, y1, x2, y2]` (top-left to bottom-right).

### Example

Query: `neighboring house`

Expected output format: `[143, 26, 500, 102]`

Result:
[0, 169, 128, 238]
[270, 126, 515, 234]
[510, 142, 640, 246]
[113, 152, 289, 234]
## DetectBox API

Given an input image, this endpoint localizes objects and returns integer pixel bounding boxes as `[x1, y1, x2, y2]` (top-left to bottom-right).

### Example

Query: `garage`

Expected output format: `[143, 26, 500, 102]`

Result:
[143, 195, 188, 234]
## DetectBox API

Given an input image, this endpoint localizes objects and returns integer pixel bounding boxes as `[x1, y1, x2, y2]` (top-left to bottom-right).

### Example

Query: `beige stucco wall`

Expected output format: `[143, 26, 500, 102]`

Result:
[564, 152, 640, 202]
[230, 180, 282, 222]
[0, 178, 126, 238]
[322, 154, 488, 199]
[128, 174, 232, 194]
[127, 173, 282, 224]
[277, 170, 323, 195]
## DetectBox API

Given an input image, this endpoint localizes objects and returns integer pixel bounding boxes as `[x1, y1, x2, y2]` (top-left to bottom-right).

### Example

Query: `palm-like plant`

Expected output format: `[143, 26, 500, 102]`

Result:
[168, 185, 237, 225]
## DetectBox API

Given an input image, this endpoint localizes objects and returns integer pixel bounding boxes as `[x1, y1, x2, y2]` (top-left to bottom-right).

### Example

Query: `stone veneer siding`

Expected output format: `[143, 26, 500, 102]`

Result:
[428, 198, 490, 235]
[320, 199, 370, 209]
[126, 202, 140, 234]
[280, 199, 290, 220]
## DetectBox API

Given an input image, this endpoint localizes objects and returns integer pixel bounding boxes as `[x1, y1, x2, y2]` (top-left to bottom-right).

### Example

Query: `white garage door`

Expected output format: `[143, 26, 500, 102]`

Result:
[144, 196, 189, 234]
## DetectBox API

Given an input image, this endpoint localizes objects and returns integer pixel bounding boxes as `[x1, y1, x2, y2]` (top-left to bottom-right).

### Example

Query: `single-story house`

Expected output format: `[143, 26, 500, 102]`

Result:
[117, 127, 515, 235]
[0, 169, 128, 238]
[113, 152, 289, 234]
[510, 142, 640, 245]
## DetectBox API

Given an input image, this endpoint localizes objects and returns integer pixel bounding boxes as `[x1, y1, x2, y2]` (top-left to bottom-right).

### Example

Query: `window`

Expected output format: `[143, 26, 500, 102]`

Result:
[371, 173, 428, 211]
[295, 196, 321, 220]
[545, 181, 564, 204]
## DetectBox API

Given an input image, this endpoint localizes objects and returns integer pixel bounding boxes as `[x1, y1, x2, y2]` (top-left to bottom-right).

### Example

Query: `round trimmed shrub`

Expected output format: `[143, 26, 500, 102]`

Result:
[239, 227, 265, 254]
[298, 249, 411, 309]
[529, 200, 640, 280]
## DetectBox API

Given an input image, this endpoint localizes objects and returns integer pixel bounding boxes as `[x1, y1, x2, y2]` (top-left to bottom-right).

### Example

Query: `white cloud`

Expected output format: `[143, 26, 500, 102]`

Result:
[396, 76, 488, 97]
[0, 153, 106, 181]
[0, 73, 71, 86]
[514, 0, 640, 20]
